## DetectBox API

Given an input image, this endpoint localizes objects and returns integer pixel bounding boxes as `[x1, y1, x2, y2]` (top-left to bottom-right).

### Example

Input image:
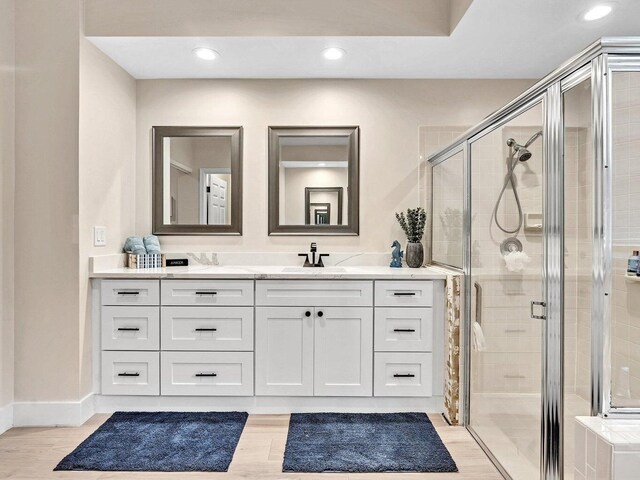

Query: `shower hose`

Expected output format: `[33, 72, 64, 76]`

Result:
[492, 154, 523, 234]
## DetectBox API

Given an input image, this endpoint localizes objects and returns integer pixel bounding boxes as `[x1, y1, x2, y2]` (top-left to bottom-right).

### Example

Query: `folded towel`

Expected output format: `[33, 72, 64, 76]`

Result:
[472, 321, 486, 352]
[143, 235, 161, 254]
[123, 236, 146, 255]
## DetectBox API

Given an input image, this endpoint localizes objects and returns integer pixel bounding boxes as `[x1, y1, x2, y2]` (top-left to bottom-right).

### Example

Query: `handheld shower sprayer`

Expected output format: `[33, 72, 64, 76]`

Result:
[492, 130, 543, 234]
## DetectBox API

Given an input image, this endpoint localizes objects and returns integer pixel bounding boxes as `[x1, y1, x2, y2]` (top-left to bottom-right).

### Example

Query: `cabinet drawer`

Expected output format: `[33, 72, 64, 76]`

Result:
[101, 306, 160, 351]
[374, 307, 432, 352]
[101, 280, 160, 306]
[256, 280, 373, 306]
[161, 352, 254, 396]
[161, 307, 253, 351]
[374, 352, 432, 397]
[161, 280, 254, 306]
[101, 351, 159, 396]
[374, 281, 433, 307]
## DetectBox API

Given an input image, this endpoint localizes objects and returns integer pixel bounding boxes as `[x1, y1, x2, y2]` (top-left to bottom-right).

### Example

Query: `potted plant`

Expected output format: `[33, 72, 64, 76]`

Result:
[395, 207, 427, 268]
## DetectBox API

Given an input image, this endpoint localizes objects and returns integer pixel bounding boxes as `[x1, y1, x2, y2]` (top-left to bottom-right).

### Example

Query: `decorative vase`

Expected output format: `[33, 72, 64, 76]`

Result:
[406, 242, 424, 268]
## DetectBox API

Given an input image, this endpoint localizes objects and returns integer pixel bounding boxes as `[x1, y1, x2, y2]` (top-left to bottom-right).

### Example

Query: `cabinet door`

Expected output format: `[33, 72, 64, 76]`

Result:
[314, 307, 373, 396]
[255, 307, 314, 396]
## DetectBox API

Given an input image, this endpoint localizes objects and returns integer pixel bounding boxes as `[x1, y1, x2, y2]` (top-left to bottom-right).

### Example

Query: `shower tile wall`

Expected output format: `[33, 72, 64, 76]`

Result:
[420, 126, 468, 266]
[611, 71, 640, 408]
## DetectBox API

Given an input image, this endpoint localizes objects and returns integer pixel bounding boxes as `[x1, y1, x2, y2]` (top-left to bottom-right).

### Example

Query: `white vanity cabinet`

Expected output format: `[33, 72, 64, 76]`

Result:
[255, 304, 373, 396]
[95, 274, 442, 408]
[372, 280, 434, 397]
[99, 279, 255, 397]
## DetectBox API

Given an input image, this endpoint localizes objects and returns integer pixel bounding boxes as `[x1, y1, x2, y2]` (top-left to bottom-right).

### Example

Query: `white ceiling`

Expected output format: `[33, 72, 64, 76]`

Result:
[88, 0, 640, 79]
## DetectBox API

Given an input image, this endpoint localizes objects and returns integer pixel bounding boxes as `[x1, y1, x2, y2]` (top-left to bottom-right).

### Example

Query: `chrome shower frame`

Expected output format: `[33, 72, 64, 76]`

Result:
[427, 38, 640, 480]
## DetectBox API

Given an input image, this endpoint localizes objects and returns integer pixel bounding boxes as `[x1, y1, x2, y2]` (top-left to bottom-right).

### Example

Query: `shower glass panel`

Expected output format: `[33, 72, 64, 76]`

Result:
[610, 70, 640, 409]
[562, 75, 593, 479]
[469, 101, 544, 480]
[432, 150, 464, 268]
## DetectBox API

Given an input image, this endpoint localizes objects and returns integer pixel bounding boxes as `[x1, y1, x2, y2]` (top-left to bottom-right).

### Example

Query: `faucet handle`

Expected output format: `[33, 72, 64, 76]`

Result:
[310, 242, 317, 252]
[298, 253, 311, 267]
[317, 253, 330, 267]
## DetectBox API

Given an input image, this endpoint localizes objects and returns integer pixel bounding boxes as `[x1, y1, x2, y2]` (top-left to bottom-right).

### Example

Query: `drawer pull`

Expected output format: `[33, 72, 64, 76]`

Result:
[195, 328, 217, 332]
[117, 327, 140, 332]
[393, 292, 416, 296]
[117, 372, 140, 377]
[393, 328, 416, 333]
[195, 291, 217, 296]
[195, 372, 217, 377]
[117, 291, 140, 296]
[393, 373, 416, 378]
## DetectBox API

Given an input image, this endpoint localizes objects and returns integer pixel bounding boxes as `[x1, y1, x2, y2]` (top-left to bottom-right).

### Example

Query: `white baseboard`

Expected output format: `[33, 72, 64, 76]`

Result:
[5, 393, 444, 427]
[12, 393, 95, 427]
[0, 403, 13, 435]
[94, 395, 444, 414]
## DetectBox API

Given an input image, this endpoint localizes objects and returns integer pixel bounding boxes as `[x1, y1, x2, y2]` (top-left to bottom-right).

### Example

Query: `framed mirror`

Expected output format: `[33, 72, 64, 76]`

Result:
[153, 126, 243, 235]
[268, 126, 359, 235]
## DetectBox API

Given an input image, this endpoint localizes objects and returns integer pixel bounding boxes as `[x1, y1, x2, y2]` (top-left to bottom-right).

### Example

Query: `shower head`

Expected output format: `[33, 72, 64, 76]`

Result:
[506, 138, 532, 162]
[517, 148, 532, 162]
[506, 130, 542, 162]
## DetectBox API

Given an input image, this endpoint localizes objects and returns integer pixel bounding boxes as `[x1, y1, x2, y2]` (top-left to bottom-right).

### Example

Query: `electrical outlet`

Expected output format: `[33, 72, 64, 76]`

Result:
[94, 226, 107, 247]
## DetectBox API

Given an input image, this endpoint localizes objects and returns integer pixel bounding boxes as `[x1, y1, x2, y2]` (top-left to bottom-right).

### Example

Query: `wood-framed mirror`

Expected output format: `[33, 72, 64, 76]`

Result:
[268, 126, 359, 235]
[152, 126, 243, 235]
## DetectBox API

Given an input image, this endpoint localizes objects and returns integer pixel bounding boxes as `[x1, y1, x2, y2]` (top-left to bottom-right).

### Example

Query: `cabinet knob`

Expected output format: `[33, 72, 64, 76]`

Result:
[317, 311, 324, 317]
[305, 311, 311, 317]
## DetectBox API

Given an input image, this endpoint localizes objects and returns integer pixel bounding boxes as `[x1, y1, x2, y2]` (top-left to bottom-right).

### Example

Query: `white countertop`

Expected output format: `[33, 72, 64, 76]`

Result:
[89, 264, 447, 280]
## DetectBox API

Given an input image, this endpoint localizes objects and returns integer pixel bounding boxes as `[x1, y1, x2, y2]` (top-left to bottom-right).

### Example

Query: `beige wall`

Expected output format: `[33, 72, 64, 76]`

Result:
[0, 0, 15, 408]
[79, 38, 137, 397]
[136, 79, 534, 252]
[14, 0, 81, 402]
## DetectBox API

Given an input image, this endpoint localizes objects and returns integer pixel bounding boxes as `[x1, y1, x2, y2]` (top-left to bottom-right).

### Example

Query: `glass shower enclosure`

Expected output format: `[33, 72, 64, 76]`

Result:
[428, 38, 640, 480]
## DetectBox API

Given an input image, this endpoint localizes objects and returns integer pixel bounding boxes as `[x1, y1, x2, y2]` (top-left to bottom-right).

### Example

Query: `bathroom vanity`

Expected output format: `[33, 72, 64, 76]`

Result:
[91, 265, 446, 412]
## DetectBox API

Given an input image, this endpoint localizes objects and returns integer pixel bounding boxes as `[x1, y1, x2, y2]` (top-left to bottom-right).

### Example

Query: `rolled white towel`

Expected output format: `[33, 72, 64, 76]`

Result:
[503, 250, 531, 272]
[473, 321, 486, 352]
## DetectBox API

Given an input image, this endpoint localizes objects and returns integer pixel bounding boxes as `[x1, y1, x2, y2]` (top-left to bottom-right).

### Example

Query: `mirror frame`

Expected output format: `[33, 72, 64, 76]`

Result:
[152, 126, 243, 235]
[268, 126, 359, 236]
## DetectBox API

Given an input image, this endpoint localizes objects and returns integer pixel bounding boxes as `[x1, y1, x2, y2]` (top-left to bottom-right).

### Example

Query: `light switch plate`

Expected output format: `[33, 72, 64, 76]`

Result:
[94, 226, 107, 247]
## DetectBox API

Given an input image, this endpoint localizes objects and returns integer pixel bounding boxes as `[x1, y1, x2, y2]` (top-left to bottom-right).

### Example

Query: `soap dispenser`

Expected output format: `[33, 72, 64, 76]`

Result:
[628, 250, 640, 274]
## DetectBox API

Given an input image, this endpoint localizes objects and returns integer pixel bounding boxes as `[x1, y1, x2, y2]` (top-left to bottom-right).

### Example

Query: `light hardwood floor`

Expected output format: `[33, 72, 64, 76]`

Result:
[0, 413, 502, 479]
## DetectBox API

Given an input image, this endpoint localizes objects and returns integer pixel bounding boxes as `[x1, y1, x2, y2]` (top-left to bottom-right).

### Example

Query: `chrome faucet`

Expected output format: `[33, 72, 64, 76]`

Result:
[298, 242, 329, 267]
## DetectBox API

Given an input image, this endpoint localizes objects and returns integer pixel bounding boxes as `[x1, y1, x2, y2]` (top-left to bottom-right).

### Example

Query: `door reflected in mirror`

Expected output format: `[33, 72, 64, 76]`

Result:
[269, 127, 359, 235]
[153, 127, 243, 235]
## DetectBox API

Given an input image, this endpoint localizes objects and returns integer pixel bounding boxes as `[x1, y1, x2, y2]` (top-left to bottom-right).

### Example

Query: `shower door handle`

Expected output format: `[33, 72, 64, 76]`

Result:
[530, 301, 546, 320]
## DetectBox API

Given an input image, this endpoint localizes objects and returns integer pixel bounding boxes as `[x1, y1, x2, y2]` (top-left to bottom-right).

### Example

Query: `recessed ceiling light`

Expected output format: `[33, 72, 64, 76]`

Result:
[583, 4, 612, 21]
[192, 47, 219, 61]
[322, 47, 346, 60]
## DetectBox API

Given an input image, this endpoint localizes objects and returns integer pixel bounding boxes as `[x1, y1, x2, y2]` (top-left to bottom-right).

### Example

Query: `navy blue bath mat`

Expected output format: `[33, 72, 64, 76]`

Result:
[283, 412, 458, 473]
[55, 411, 248, 472]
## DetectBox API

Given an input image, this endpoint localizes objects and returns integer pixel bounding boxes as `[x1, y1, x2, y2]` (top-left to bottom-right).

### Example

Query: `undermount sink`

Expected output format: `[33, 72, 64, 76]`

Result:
[280, 266, 346, 273]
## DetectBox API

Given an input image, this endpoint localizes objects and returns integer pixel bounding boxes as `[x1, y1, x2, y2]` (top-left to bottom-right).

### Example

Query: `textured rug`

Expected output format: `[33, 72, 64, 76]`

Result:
[55, 411, 248, 472]
[283, 412, 458, 473]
